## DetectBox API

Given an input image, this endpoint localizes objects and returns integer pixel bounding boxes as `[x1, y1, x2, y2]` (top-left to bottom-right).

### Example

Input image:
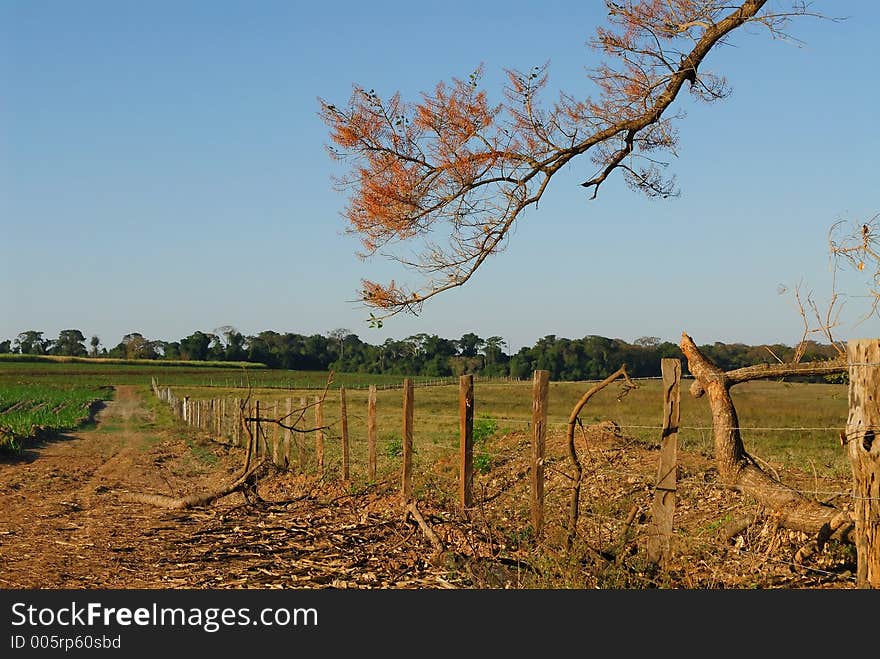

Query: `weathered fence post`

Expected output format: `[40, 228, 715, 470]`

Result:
[315, 395, 324, 478]
[253, 400, 261, 460]
[648, 358, 681, 567]
[459, 374, 474, 512]
[531, 370, 549, 538]
[846, 339, 880, 588]
[402, 378, 414, 501]
[284, 397, 293, 469]
[368, 385, 377, 481]
[272, 401, 283, 467]
[340, 386, 350, 481]
[233, 398, 241, 447]
[298, 396, 308, 469]
[183, 396, 189, 424]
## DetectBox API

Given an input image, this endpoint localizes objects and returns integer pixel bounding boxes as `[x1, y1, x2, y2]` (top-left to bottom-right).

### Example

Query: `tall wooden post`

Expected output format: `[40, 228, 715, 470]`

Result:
[284, 397, 293, 470]
[298, 396, 308, 469]
[253, 400, 261, 460]
[233, 398, 241, 447]
[340, 386, 350, 481]
[315, 395, 324, 478]
[367, 385, 377, 481]
[648, 358, 681, 566]
[459, 374, 474, 512]
[531, 370, 549, 538]
[402, 378, 414, 501]
[272, 401, 283, 467]
[846, 339, 880, 588]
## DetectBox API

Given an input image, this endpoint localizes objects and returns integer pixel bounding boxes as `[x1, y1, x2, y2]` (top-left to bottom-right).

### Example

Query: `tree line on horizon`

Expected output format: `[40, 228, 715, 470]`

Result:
[0, 327, 844, 382]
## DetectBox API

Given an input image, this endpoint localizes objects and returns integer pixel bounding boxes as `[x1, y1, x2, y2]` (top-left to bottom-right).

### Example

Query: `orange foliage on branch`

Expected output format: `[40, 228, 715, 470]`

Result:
[320, 1, 823, 319]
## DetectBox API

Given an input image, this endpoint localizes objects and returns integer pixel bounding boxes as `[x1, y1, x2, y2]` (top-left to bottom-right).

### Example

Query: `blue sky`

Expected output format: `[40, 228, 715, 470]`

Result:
[3, 0, 879, 353]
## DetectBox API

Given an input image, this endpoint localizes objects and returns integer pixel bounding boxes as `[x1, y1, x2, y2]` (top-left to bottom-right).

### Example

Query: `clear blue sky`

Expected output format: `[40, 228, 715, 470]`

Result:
[3, 0, 879, 353]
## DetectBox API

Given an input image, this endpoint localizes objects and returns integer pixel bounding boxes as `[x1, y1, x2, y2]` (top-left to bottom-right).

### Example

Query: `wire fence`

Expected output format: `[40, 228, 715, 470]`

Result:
[150, 367, 861, 587]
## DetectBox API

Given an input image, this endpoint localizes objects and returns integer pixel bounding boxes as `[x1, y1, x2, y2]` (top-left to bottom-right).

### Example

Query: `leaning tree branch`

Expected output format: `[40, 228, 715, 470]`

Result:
[324, 1, 824, 320]
[680, 332, 853, 543]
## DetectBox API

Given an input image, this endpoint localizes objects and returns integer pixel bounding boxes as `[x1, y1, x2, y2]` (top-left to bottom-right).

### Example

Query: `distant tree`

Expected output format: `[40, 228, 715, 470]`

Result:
[481, 336, 508, 372]
[0, 339, 11, 354]
[328, 328, 352, 361]
[457, 332, 484, 358]
[116, 333, 159, 360]
[508, 347, 534, 380]
[163, 341, 181, 360]
[89, 335, 101, 357]
[15, 331, 48, 355]
[215, 326, 247, 361]
[246, 331, 282, 368]
[179, 331, 212, 361]
[51, 329, 87, 357]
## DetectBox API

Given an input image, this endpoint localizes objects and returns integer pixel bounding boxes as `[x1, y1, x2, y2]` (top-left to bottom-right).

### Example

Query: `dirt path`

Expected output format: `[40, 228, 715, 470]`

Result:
[0, 386, 451, 589]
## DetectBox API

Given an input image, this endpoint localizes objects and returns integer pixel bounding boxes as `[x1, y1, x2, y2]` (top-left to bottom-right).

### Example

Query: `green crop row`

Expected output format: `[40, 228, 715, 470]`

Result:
[0, 383, 114, 451]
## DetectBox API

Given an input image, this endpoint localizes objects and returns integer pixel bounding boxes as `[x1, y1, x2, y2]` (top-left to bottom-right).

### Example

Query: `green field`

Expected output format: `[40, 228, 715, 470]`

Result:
[0, 382, 114, 450]
[0, 354, 264, 369]
[0, 360, 461, 389]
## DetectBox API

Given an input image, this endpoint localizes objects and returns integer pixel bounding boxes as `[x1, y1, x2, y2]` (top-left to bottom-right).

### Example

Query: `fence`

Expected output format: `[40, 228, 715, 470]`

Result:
[151, 356, 864, 582]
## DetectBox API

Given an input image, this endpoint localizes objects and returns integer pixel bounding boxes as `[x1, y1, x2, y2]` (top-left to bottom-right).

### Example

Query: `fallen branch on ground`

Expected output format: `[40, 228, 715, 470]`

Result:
[405, 501, 445, 562]
[122, 458, 267, 509]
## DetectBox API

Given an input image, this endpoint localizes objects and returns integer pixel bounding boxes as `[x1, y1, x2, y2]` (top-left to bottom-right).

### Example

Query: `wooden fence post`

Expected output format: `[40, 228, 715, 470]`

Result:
[846, 339, 880, 588]
[402, 378, 414, 501]
[459, 374, 474, 512]
[648, 358, 681, 567]
[368, 385, 377, 481]
[315, 395, 324, 478]
[340, 386, 350, 481]
[284, 397, 293, 469]
[253, 400, 261, 460]
[298, 396, 307, 469]
[272, 401, 283, 468]
[233, 398, 241, 447]
[531, 370, 549, 538]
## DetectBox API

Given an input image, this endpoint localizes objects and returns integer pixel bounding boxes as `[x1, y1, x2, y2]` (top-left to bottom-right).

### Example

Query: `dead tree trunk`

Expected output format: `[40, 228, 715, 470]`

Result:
[680, 332, 853, 543]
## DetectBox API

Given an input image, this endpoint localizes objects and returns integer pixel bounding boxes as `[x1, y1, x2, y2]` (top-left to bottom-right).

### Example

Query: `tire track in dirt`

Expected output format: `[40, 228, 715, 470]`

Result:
[0, 386, 228, 588]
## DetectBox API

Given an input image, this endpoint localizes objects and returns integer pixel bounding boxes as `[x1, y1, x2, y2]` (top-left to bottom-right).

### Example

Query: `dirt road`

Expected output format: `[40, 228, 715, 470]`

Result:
[0, 386, 450, 589]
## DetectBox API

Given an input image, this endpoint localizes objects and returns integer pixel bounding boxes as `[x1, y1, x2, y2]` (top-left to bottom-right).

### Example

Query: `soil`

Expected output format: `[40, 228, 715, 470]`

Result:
[0, 385, 859, 589]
